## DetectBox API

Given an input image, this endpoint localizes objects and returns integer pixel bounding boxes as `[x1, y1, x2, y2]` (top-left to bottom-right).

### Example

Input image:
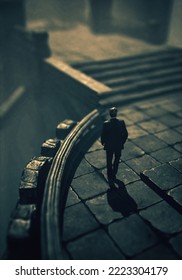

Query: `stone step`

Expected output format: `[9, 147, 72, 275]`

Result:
[72, 47, 182, 73]
[100, 83, 182, 106]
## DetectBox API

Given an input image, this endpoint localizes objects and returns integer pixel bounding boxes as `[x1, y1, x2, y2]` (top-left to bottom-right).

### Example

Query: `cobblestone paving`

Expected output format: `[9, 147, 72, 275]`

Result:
[63, 93, 182, 260]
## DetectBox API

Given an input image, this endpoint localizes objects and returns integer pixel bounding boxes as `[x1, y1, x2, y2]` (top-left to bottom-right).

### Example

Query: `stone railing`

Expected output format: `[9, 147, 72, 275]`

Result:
[6, 108, 104, 259]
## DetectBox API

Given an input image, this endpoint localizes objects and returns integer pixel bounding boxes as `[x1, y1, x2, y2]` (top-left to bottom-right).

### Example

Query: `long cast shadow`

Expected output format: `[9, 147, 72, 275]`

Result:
[107, 179, 137, 216]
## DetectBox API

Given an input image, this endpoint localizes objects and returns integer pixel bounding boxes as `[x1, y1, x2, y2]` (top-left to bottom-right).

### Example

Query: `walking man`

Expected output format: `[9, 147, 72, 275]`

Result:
[101, 107, 128, 181]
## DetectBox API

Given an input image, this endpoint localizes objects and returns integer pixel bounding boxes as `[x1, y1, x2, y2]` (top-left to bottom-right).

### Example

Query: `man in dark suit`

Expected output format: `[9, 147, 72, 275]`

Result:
[101, 107, 128, 181]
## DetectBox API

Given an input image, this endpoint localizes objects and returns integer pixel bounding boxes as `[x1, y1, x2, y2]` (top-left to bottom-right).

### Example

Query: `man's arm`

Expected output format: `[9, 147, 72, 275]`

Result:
[101, 123, 106, 146]
[122, 120, 128, 144]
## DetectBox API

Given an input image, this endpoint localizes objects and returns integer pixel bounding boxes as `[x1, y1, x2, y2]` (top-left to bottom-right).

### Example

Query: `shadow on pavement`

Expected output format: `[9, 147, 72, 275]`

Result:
[107, 179, 137, 216]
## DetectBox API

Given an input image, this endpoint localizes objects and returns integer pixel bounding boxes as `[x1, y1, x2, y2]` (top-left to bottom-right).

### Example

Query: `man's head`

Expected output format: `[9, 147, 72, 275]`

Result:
[109, 107, 117, 118]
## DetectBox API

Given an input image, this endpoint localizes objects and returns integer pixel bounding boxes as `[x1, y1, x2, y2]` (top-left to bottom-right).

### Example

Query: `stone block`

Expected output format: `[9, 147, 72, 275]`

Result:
[72, 172, 108, 200]
[174, 143, 182, 153]
[88, 140, 103, 152]
[169, 158, 182, 173]
[143, 106, 168, 118]
[151, 147, 181, 163]
[86, 193, 123, 225]
[85, 149, 106, 169]
[109, 162, 139, 184]
[132, 134, 167, 153]
[158, 114, 182, 128]
[142, 163, 182, 191]
[122, 141, 145, 161]
[56, 119, 77, 139]
[168, 185, 182, 207]
[108, 214, 158, 257]
[175, 125, 182, 135]
[126, 180, 162, 210]
[140, 201, 182, 234]
[41, 138, 61, 157]
[139, 120, 167, 133]
[127, 125, 148, 139]
[65, 187, 80, 207]
[125, 110, 150, 123]
[62, 202, 99, 242]
[66, 229, 125, 260]
[74, 158, 94, 178]
[169, 232, 182, 258]
[126, 154, 159, 175]
[156, 129, 182, 145]
[134, 244, 179, 260]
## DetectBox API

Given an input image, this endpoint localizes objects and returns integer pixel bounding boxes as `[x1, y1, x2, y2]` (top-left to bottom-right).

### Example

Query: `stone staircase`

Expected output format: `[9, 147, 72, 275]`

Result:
[72, 47, 182, 106]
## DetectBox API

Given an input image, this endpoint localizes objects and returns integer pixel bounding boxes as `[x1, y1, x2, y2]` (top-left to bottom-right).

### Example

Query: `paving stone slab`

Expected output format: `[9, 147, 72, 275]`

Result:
[66, 229, 125, 260]
[132, 134, 167, 153]
[142, 106, 168, 118]
[175, 125, 182, 135]
[156, 129, 182, 145]
[158, 114, 182, 128]
[169, 158, 182, 173]
[63, 202, 99, 242]
[169, 232, 182, 258]
[126, 181, 162, 210]
[124, 110, 150, 123]
[117, 114, 133, 126]
[174, 143, 182, 153]
[122, 141, 145, 161]
[72, 172, 108, 200]
[134, 244, 179, 260]
[160, 102, 182, 113]
[142, 163, 182, 191]
[176, 111, 182, 118]
[88, 140, 103, 152]
[102, 162, 139, 185]
[74, 158, 94, 178]
[140, 201, 182, 234]
[85, 149, 106, 169]
[151, 147, 181, 163]
[127, 125, 148, 139]
[168, 186, 182, 207]
[86, 193, 123, 225]
[108, 214, 158, 257]
[126, 154, 160, 175]
[139, 120, 168, 134]
[66, 187, 80, 207]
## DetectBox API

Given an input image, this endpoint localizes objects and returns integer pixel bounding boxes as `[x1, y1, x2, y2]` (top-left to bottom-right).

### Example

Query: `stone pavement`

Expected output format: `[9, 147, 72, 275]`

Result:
[62, 93, 182, 260]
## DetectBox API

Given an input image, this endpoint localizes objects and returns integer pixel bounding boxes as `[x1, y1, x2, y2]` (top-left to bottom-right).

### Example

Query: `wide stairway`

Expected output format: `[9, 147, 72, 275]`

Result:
[72, 47, 182, 106]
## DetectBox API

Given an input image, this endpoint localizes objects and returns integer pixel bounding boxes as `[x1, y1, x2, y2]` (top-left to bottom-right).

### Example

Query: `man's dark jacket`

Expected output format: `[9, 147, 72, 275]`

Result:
[101, 118, 128, 152]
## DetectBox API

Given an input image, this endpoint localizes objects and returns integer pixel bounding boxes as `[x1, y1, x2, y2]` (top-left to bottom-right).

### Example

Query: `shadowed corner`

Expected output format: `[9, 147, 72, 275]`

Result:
[107, 179, 137, 216]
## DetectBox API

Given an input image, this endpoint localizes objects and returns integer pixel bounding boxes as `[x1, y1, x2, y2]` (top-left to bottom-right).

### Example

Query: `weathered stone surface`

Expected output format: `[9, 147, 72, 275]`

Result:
[143, 106, 168, 118]
[126, 154, 159, 174]
[66, 187, 80, 207]
[85, 149, 106, 169]
[174, 143, 182, 153]
[108, 214, 158, 256]
[169, 158, 182, 173]
[151, 147, 181, 163]
[169, 232, 182, 258]
[124, 110, 150, 123]
[72, 172, 108, 200]
[86, 193, 123, 225]
[134, 244, 179, 260]
[66, 229, 125, 260]
[74, 158, 94, 178]
[126, 180, 162, 210]
[160, 102, 182, 113]
[8, 219, 31, 240]
[62, 202, 99, 241]
[140, 201, 182, 234]
[132, 134, 167, 153]
[168, 186, 182, 207]
[12, 204, 36, 220]
[156, 129, 182, 145]
[88, 140, 103, 152]
[41, 138, 60, 157]
[56, 119, 77, 139]
[142, 164, 182, 190]
[127, 125, 148, 139]
[102, 162, 139, 185]
[175, 125, 182, 135]
[139, 120, 167, 133]
[122, 141, 145, 161]
[158, 114, 182, 128]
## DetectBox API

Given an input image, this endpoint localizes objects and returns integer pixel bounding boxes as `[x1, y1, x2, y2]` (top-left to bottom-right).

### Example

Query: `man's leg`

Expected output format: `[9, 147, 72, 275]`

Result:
[113, 151, 121, 177]
[106, 150, 114, 179]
